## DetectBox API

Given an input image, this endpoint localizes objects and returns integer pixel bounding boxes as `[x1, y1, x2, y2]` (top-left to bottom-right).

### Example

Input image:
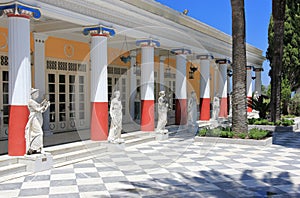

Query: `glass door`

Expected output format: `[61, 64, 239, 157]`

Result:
[47, 72, 88, 132]
[0, 60, 8, 139]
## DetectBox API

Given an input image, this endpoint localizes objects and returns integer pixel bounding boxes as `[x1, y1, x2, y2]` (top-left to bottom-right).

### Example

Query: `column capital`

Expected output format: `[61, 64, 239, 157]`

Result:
[160, 56, 166, 62]
[253, 67, 264, 72]
[215, 58, 231, 64]
[196, 54, 214, 60]
[130, 50, 137, 57]
[83, 25, 115, 37]
[246, 65, 254, 70]
[171, 48, 191, 55]
[0, 2, 41, 19]
[136, 39, 160, 48]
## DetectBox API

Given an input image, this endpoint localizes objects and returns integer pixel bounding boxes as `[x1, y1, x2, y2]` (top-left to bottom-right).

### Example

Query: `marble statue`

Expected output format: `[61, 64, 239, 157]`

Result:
[253, 91, 259, 101]
[188, 91, 197, 125]
[228, 94, 232, 117]
[108, 91, 124, 143]
[212, 95, 220, 121]
[156, 91, 168, 132]
[25, 88, 50, 155]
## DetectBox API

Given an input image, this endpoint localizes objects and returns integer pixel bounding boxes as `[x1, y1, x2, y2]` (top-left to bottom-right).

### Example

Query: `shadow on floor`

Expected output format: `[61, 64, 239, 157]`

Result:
[117, 169, 300, 197]
[272, 132, 300, 149]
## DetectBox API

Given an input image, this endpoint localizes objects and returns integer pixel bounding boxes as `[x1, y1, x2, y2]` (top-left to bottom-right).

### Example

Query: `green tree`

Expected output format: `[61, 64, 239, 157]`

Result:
[281, 78, 291, 115]
[231, 0, 248, 133]
[282, 0, 300, 91]
[268, 0, 286, 122]
[267, 0, 300, 117]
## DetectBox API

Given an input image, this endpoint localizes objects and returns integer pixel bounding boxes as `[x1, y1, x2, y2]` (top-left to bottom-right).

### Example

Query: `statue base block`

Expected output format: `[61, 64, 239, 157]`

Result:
[19, 153, 53, 172]
[188, 125, 199, 134]
[155, 130, 169, 141]
[107, 142, 125, 152]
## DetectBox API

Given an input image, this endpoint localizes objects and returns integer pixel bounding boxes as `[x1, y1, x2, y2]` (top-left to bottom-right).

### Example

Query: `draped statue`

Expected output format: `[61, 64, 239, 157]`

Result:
[212, 95, 220, 121]
[25, 88, 50, 155]
[188, 91, 197, 125]
[156, 91, 168, 132]
[108, 91, 124, 143]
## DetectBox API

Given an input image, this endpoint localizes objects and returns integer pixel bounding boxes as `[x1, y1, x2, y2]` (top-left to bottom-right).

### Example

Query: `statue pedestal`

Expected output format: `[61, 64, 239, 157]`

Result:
[19, 152, 53, 172]
[107, 142, 125, 152]
[155, 130, 169, 141]
[188, 124, 198, 134]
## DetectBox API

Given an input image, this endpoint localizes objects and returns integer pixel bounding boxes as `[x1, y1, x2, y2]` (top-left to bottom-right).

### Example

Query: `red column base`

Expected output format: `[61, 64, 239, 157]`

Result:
[175, 99, 187, 125]
[200, 98, 210, 120]
[8, 105, 28, 156]
[219, 97, 228, 118]
[247, 96, 252, 112]
[91, 102, 108, 140]
[141, 100, 155, 131]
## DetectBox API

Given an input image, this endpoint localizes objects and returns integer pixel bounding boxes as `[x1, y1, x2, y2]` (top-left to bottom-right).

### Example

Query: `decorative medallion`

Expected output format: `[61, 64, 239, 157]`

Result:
[64, 44, 74, 58]
[49, 123, 55, 130]
[60, 122, 66, 129]
[70, 120, 75, 128]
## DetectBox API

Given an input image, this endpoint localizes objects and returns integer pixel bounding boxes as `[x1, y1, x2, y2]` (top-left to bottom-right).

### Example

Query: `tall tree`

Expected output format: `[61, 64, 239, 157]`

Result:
[269, 0, 286, 122]
[267, 0, 299, 115]
[282, 0, 300, 92]
[231, 0, 247, 133]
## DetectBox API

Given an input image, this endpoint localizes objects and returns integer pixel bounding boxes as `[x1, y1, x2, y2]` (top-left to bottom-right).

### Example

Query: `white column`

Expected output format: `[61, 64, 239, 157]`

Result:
[83, 26, 115, 140]
[217, 61, 228, 118]
[173, 48, 191, 125]
[141, 46, 155, 131]
[34, 33, 50, 134]
[136, 39, 160, 131]
[175, 54, 187, 101]
[8, 17, 31, 107]
[254, 67, 262, 96]
[2, 2, 41, 156]
[159, 56, 166, 91]
[34, 33, 48, 100]
[246, 66, 253, 112]
[91, 35, 108, 140]
[199, 55, 211, 120]
[129, 50, 137, 120]
[175, 54, 187, 125]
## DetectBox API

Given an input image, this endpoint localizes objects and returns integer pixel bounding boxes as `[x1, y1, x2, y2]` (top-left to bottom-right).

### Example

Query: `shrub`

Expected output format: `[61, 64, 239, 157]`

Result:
[237, 133, 247, 139]
[220, 131, 228, 137]
[227, 131, 234, 138]
[281, 119, 294, 126]
[207, 128, 222, 137]
[275, 120, 282, 126]
[248, 94, 270, 119]
[198, 128, 208, 136]
[289, 93, 300, 116]
[248, 118, 257, 125]
[282, 114, 296, 119]
[248, 128, 269, 140]
[253, 119, 274, 125]
[198, 127, 234, 138]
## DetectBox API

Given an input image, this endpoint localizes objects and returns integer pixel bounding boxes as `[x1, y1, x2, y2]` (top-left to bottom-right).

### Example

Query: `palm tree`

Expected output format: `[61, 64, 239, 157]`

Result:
[231, 0, 248, 133]
[270, 0, 286, 122]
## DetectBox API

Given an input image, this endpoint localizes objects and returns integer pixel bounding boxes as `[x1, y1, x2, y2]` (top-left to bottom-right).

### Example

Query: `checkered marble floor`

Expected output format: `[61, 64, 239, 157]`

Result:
[1, 131, 300, 197]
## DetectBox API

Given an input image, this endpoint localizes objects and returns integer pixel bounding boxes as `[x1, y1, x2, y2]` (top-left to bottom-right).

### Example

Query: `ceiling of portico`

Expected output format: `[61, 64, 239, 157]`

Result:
[0, 0, 265, 66]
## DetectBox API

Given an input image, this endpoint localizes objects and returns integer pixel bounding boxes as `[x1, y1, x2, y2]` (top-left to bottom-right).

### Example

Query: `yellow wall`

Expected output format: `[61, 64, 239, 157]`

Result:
[45, 36, 90, 61]
[0, 27, 8, 53]
[0, 26, 205, 105]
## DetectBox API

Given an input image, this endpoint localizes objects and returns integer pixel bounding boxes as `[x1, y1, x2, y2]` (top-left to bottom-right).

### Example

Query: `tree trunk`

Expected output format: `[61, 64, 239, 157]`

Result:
[270, 0, 286, 122]
[231, 0, 248, 133]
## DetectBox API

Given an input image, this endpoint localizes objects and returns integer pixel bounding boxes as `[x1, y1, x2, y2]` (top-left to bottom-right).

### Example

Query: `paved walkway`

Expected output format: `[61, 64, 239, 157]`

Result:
[1, 131, 300, 197]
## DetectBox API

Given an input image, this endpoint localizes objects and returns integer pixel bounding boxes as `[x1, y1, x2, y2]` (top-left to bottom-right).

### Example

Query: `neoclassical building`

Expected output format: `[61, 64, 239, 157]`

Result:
[0, 0, 265, 156]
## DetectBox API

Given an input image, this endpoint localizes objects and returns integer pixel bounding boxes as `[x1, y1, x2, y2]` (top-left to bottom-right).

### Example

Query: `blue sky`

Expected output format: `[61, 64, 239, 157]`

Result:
[155, 0, 272, 86]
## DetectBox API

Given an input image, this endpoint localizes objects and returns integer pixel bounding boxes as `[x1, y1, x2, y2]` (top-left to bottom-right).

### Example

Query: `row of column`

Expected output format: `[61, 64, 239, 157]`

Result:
[1, 2, 263, 156]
